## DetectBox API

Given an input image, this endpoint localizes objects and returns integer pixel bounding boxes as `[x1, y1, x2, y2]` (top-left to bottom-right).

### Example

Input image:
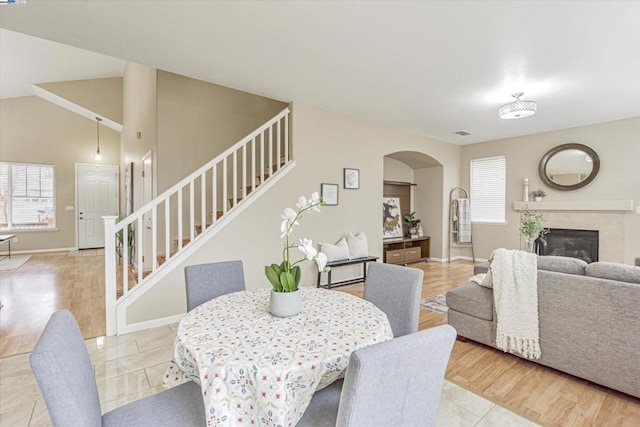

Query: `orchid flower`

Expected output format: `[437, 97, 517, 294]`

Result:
[280, 207, 299, 238]
[295, 196, 308, 210]
[315, 252, 328, 272]
[309, 192, 321, 212]
[298, 238, 318, 260]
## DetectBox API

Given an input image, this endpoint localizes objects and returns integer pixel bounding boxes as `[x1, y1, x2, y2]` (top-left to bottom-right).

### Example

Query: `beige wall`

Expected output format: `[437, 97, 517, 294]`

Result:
[383, 157, 414, 184]
[0, 96, 120, 251]
[128, 103, 461, 322]
[460, 117, 640, 264]
[37, 77, 123, 124]
[414, 166, 444, 259]
[156, 71, 288, 193]
[121, 63, 158, 213]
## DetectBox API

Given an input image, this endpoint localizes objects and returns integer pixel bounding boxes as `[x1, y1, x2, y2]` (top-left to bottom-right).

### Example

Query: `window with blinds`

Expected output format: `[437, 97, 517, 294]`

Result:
[470, 156, 505, 224]
[0, 162, 55, 230]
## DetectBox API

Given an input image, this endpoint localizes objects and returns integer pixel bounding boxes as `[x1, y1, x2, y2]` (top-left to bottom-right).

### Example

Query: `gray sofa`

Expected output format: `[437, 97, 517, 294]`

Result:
[446, 256, 640, 398]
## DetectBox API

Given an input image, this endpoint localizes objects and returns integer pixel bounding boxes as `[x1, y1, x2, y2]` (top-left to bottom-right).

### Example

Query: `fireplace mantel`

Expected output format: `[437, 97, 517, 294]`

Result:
[513, 200, 633, 212]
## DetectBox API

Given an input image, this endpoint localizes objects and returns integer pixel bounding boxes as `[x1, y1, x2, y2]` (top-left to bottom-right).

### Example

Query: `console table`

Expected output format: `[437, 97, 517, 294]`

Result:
[316, 256, 379, 289]
[0, 234, 15, 261]
[383, 236, 430, 265]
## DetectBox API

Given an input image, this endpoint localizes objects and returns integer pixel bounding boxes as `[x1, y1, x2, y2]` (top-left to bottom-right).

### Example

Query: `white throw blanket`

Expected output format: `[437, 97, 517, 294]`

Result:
[478, 249, 541, 360]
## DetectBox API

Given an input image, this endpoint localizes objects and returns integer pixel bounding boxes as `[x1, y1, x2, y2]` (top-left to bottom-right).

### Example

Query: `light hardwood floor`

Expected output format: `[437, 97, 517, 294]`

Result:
[0, 253, 638, 426]
[0, 250, 106, 356]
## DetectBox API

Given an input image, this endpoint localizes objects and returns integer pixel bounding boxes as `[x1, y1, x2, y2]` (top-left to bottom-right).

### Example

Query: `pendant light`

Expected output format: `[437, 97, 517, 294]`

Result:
[95, 117, 103, 161]
[498, 92, 537, 119]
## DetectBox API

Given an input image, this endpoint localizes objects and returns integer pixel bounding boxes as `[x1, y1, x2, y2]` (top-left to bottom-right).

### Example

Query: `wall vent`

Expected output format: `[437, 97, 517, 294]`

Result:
[454, 130, 471, 136]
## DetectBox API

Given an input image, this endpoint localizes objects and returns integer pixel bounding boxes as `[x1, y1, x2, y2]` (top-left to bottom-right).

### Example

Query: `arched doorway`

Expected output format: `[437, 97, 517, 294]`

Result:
[383, 151, 444, 260]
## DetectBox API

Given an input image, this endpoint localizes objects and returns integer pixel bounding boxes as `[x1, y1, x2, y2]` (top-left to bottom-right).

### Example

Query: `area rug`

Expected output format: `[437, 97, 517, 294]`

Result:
[0, 255, 32, 271]
[420, 293, 448, 315]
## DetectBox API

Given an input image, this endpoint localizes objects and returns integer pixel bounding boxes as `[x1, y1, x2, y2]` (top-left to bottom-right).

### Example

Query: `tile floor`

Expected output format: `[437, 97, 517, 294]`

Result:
[0, 324, 539, 426]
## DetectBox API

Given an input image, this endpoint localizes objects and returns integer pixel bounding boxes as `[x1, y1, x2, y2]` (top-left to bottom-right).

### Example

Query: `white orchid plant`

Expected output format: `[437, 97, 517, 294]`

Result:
[265, 192, 329, 293]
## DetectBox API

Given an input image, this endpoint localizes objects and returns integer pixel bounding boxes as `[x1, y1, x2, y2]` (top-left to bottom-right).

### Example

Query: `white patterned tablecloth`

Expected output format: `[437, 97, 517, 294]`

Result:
[164, 287, 392, 427]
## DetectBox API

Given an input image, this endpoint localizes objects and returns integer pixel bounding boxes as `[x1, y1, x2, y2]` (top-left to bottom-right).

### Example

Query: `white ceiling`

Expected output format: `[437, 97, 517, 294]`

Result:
[1, 1, 638, 145]
[0, 29, 125, 99]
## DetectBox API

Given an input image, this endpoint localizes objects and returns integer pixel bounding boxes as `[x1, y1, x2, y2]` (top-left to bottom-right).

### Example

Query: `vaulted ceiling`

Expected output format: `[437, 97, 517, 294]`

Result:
[1, 1, 638, 145]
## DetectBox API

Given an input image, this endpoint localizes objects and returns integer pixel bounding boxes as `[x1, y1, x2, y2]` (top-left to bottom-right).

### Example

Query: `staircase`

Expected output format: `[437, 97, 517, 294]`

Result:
[104, 107, 293, 336]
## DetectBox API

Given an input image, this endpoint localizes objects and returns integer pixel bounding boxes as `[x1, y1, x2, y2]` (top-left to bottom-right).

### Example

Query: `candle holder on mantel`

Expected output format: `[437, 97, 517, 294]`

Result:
[522, 178, 530, 202]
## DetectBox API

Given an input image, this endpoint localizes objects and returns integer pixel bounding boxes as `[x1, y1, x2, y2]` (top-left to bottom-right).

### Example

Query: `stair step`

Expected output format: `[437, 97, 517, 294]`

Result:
[177, 238, 190, 247]
[122, 266, 152, 289]
[156, 238, 191, 267]
[228, 197, 244, 207]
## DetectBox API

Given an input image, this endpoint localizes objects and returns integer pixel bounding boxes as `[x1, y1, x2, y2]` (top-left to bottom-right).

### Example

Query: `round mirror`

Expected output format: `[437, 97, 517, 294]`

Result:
[538, 143, 600, 191]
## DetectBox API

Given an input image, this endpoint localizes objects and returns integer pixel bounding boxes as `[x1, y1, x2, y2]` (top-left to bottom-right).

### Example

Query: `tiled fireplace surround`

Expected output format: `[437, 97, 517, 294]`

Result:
[514, 200, 633, 263]
[541, 212, 624, 262]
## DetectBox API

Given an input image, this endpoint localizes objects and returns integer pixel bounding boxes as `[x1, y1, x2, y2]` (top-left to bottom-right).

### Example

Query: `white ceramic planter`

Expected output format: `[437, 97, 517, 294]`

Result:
[269, 289, 302, 317]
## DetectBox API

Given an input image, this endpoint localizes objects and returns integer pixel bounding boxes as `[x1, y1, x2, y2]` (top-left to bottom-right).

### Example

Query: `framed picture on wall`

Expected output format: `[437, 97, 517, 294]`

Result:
[321, 183, 339, 206]
[344, 168, 360, 189]
[382, 197, 402, 238]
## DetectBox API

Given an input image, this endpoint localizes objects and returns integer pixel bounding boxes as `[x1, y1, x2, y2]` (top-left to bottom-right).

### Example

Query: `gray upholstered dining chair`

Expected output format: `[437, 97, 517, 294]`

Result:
[29, 310, 205, 427]
[363, 261, 423, 337]
[184, 260, 245, 311]
[297, 324, 457, 427]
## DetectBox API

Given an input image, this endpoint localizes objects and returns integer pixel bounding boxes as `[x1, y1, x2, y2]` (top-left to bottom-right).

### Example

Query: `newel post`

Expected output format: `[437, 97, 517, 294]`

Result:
[103, 216, 118, 336]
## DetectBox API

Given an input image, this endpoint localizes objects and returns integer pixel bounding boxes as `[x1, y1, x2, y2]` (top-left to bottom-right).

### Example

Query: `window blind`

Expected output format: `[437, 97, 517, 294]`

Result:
[0, 162, 55, 229]
[470, 156, 505, 223]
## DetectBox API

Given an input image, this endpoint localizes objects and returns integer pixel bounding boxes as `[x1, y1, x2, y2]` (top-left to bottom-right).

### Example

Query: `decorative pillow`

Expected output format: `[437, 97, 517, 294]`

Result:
[346, 232, 368, 259]
[585, 262, 640, 284]
[537, 256, 588, 275]
[319, 237, 350, 262]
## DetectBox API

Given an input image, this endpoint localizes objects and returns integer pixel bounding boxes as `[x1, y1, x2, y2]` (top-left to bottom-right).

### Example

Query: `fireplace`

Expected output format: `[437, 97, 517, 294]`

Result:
[536, 228, 599, 263]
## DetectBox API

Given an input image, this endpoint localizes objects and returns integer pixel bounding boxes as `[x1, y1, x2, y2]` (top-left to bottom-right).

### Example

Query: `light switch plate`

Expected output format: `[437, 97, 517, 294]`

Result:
[66, 206, 74, 211]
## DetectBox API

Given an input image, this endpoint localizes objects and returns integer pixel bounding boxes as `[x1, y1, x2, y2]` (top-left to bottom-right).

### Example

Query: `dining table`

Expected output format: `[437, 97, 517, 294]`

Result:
[164, 287, 393, 427]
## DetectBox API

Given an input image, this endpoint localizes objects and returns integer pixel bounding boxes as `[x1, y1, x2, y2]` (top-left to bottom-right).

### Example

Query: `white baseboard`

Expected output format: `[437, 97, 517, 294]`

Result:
[0, 247, 76, 256]
[431, 256, 488, 263]
[117, 313, 184, 335]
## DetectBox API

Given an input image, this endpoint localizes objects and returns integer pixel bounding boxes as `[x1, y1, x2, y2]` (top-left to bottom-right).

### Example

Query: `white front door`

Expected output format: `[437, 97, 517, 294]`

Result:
[77, 164, 118, 249]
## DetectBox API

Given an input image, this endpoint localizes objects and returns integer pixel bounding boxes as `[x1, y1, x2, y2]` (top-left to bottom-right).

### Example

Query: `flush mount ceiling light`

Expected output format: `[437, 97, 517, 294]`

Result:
[498, 92, 537, 119]
[95, 117, 103, 161]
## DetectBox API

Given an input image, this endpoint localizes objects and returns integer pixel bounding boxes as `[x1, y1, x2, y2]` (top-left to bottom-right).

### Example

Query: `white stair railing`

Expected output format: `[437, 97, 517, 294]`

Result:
[104, 107, 291, 335]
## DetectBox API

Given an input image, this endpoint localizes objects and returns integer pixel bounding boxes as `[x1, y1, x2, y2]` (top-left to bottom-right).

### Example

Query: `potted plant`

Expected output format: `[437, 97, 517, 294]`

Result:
[520, 205, 548, 252]
[116, 222, 135, 265]
[403, 212, 421, 237]
[531, 189, 546, 202]
[264, 192, 329, 317]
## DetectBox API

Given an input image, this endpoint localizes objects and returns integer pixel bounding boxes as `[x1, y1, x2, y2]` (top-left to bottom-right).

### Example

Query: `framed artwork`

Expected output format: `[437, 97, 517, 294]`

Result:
[321, 183, 339, 206]
[125, 162, 134, 216]
[344, 168, 360, 189]
[382, 197, 403, 238]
